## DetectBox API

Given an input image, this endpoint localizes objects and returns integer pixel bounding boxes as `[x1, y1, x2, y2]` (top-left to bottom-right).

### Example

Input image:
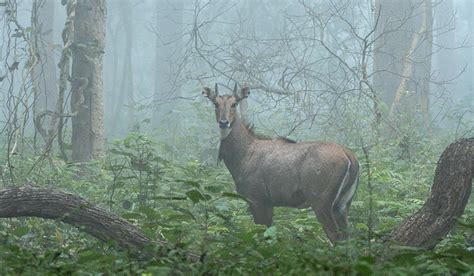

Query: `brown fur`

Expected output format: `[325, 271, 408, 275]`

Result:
[204, 86, 359, 243]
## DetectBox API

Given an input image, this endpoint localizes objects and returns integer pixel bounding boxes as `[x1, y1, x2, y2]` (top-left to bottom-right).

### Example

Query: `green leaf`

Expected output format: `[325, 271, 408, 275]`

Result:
[354, 262, 373, 275]
[13, 226, 29, 237]
[77, 251, 103, 264]
[391, 252, 420, 266]
[174, 207, 196, 220]
[153, 194, 187, 201]
[354, 256, 375, 275]
[186, 189, 205, 203]
[456, 218, 474, 230]
[182, 180, 201, 188]
[138, 206, 159, 219]
[205, 185, 223, 193]
[145, 266, 172, 275]
[355, 223, 368, 231]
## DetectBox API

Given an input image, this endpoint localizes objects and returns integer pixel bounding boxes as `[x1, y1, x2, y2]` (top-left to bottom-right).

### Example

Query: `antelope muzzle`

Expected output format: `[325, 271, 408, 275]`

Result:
[219, 119, 230, 129]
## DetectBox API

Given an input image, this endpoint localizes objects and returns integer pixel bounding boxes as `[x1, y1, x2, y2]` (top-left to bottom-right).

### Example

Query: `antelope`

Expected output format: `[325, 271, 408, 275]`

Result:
[202, 83, 359, 243]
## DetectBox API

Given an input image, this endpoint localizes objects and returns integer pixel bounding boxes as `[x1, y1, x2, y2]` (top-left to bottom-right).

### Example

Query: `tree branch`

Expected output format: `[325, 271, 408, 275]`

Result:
[0, 185, 200, 261]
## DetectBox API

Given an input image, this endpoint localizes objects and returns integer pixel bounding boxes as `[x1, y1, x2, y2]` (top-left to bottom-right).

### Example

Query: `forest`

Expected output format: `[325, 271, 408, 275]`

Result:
[0, 0, 473, 274]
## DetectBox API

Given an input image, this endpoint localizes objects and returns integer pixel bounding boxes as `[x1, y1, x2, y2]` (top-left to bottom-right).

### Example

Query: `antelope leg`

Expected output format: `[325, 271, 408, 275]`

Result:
[312, 204, 343, 243]
[249, 203, 273, 227]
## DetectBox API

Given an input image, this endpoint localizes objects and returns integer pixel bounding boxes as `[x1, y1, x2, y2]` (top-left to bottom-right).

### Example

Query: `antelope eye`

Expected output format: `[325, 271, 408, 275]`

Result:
[231, 103, 237, 108]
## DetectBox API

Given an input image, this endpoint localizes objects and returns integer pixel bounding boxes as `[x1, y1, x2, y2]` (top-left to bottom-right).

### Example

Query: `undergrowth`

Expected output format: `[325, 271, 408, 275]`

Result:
[0, 132, 473, 275]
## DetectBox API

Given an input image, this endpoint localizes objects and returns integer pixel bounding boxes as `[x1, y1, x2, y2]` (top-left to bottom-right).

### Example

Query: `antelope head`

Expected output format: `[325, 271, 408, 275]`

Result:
[202, 83, 250, 139]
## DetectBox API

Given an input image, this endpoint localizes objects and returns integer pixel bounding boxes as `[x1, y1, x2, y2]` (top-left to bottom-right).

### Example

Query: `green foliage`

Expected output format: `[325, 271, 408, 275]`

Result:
[0, 132, 472, 274]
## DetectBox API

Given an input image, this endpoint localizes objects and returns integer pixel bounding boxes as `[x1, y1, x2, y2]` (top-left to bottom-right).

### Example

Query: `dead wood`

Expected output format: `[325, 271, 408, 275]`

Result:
[0, 185, 200, 261]
[390, 137, 473, 248]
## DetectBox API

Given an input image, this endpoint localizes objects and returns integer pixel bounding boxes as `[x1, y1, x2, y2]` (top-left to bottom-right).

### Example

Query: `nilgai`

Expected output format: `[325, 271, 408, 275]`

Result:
[202, 83, 359, 243]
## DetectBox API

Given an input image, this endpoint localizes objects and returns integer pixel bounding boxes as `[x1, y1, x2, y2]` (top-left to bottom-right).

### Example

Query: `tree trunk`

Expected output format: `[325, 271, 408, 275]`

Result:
[104, 1, 121, 138]
[0, 185, 200, 260]
[152, 0, 184, 129]
[70, 0, 106, 162]
[110, 0, 135, 134]
[388, 0, 432, 124]
[0, 185, 151, 250]
[373, 0, 433, 137]
[31, 0, 58, 149]
[433, 0, 456, 87]
[390, 137, 474, 248]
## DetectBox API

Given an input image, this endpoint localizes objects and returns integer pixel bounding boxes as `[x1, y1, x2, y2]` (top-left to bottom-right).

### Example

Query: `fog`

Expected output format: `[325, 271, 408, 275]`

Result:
[1, 0, 473, 162]
[0, 1, 473, 273]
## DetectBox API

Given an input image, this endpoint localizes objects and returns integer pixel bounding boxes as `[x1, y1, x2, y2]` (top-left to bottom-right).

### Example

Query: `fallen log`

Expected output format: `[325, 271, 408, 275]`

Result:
[0, 185, 199, 260]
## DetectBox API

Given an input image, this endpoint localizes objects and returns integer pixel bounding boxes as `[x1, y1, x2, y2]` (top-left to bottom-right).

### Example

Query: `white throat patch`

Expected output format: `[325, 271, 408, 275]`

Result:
[219, 127, 232, 140]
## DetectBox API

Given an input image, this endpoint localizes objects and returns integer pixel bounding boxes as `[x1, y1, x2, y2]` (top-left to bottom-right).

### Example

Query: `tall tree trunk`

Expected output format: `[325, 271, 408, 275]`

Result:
[31, 0, 57, 149]
[465, 0, 474, 109]
[110, 0, 135, 134]
[388, 0, 432, 126]
[121, 0, 135, 132]
[70, 0, 106, 162]
[152, 0, 184, 129]
[104, 1, 120, 138]
[433, 0, 456, 87]
[373, 0, 433, 137]
[235, 0, 257, 122]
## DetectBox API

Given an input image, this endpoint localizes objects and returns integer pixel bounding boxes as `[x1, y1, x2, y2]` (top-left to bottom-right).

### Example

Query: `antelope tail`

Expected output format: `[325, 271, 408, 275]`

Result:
[333, 157, 359, 214]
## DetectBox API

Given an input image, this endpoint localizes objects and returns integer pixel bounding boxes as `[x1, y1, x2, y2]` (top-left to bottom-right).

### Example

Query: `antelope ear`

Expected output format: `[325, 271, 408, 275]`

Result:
[240, 87, 250, 99]
[202, 87, 216, 100]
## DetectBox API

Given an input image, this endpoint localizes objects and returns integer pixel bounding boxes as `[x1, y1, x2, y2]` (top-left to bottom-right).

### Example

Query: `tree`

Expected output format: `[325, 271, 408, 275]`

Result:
[31, 0, 58, 151]
[373, 0, 433, 136]
[390, 137, 473, 248]
[186, 0, 384, 143]
[152, 0, 184, 128]
[433, 0, 456, 87]
[69, 0, 106, 161]
[110, 0, 136, 134]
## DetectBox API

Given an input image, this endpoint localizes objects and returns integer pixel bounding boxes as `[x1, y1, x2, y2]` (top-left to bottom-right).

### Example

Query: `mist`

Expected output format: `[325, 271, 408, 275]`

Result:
[0, 0, 472, 274]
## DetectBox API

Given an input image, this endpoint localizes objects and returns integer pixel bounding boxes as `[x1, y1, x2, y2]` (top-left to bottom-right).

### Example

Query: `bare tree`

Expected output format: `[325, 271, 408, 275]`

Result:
[185, 0, 382, 144]
[0, 0, 39, 184]
[176, 0, 464, 151]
